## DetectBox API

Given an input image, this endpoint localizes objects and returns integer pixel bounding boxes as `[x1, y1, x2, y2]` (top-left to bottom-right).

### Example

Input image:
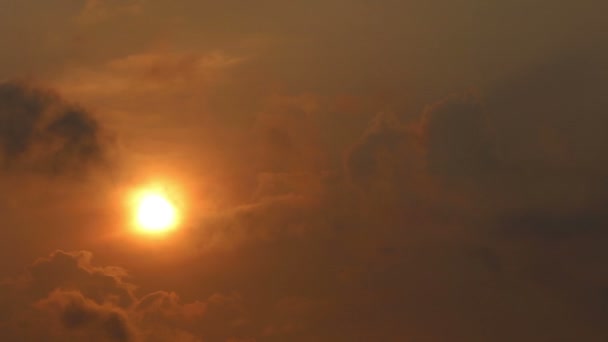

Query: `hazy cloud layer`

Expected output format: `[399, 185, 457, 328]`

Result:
[2, 52, 608, 341]
[0, 0, 607, 341]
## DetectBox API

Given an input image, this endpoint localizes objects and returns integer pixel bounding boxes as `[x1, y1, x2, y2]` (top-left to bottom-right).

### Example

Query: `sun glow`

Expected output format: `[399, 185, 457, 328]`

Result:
[134, 191, 179, 233]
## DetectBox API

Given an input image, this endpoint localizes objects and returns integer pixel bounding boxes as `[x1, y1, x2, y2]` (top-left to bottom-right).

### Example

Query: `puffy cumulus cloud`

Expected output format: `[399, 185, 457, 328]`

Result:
[133, 290, 248, 342]
[413, 49, 608, 222]
[344, 48, 608, 222]
[133, 291, 207, 342]
[135, 291, 206, 321]
[24, 250, 135, 307]
[0, 81, 109, 176]
[419, 93, 494, 189]
[345, 93, 495, 212]
[347, 112, 426, 189]
[1, 250, 255, 342]
[242, 49, 604, 341]
[36, 290, 136, 342]
[344, 111, 450, 228]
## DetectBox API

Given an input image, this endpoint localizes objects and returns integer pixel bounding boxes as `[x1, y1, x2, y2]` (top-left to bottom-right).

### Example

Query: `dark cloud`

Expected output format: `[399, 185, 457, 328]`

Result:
[420, 93, 495, 190]
[316, 48, 608, 341]
[37, 290, 136, 342]
[0, 81, 54, 158]
[345, 48, 608, 227]
[345, 112, 434, 213]
[346, 112, 411, 185]
[498, 209, 608, 240]
[0, 81, 107, 175]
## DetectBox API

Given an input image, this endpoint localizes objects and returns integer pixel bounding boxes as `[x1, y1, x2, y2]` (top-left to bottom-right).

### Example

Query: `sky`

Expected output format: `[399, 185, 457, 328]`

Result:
[0, 0, 607, 341]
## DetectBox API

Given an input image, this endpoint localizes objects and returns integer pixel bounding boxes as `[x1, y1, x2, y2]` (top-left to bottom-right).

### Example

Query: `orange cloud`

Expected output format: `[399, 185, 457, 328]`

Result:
[1, 250, 255, 342]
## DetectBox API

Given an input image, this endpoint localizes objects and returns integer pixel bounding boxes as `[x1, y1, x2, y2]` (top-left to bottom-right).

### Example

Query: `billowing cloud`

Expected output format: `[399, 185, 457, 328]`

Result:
[1, 251, 254, 342]
[37, 290, 136, 342]
[420, 93, 494, 190]
[25, 250, 135, 307]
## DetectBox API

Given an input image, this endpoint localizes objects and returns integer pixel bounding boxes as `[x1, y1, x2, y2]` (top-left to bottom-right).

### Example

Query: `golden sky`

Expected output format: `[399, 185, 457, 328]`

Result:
[1, 1, 608, 341]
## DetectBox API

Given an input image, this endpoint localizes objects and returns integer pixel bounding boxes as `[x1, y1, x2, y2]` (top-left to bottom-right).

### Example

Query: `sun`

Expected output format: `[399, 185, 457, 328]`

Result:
[135, 191, 178, 233]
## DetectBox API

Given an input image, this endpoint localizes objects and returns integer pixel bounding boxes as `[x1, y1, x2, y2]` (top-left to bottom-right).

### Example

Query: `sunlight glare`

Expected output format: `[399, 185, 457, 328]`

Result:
[135, 192, 178, 233]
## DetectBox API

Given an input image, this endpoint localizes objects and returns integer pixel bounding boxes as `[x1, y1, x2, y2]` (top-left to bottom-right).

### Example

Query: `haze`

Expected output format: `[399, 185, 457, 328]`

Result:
[1, 1, 607, 341]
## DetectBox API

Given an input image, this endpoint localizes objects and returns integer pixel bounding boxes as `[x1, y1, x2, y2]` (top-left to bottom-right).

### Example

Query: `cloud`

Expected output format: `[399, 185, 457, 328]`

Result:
[0, 81, 109, 175]
[2, 250, 255, 342]
[25, 250, 135, 307]
[37, 290, 136, 342]
[343, 48, 608, 226]
[345, 112, 442, 218]
[170, 46, 608, 341]
[78, 0, 145, 25]
[0, 9, 606, 341]
[420, 92, 494, 188]
[315, 49, 608, 340]
[135, 291, 206, 322]
[346, 112, 412, 185]
[198, 194, 321, 250]
[57, 51, 245, 100]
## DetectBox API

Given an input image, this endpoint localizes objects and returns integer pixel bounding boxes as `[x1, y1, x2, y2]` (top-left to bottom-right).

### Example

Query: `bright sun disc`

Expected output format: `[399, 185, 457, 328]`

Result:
[135, 192, 178, 233]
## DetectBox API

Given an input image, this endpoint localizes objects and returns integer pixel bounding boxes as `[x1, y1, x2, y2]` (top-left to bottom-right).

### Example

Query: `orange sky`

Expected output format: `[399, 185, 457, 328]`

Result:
[1, 1, 608, 341]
